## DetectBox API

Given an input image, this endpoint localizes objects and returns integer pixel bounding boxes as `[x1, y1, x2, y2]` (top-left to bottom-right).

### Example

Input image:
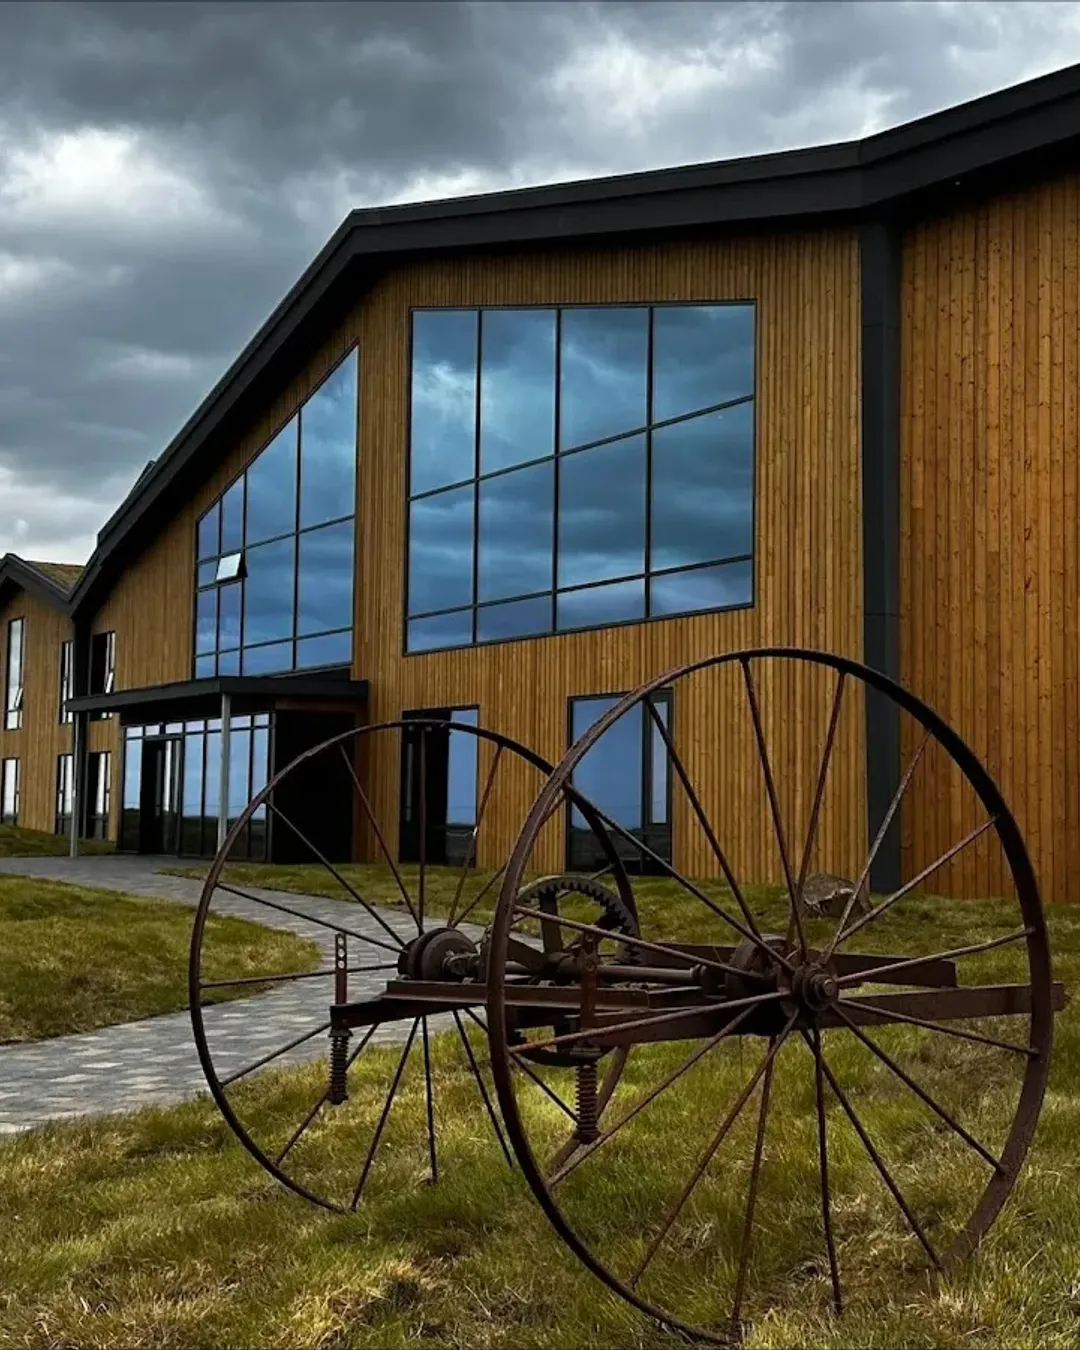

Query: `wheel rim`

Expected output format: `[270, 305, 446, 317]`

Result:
[486, 647, 1057, 1343]
[189, 717, 636, 1211]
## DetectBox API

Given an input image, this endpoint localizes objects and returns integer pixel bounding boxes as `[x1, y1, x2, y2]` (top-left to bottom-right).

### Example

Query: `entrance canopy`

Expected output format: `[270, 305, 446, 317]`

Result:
[68, 671, 369, 723]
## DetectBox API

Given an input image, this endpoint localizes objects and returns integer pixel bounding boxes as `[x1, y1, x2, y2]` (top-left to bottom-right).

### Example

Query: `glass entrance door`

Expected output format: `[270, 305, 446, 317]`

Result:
[139, 736, 182, 854]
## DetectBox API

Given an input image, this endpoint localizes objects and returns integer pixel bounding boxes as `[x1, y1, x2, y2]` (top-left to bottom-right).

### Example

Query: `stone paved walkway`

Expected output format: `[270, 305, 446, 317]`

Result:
[0, 855, 481, 1134]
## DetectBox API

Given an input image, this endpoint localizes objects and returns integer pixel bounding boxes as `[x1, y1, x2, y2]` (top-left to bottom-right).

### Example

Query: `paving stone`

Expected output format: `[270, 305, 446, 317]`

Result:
[0, 855, 485, 1135]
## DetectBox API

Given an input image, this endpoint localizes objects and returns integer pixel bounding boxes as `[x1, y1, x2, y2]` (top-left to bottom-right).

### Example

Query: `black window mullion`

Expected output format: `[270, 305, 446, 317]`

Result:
[552, 307, 561, 630]
[644, 305, 655, 618]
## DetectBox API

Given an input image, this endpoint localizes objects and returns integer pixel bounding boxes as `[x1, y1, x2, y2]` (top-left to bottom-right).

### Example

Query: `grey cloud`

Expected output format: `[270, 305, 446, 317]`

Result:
[2, 1, 1080, 562]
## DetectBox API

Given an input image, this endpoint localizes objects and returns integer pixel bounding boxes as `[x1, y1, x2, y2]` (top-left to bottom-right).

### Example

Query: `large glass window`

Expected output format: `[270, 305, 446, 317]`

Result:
[4, 618, 24, 730]
[566, 691, 672, 872]
[119, 715, 271, 859]
[86, 751, 111, 840]
[193, 348, 358, 677]
[89, 630, 116, 721]
[405, 304, 755, 652]
[1, 757, 20, 825]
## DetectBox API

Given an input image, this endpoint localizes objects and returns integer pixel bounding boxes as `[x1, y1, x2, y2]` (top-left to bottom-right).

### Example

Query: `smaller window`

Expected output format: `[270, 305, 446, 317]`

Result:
[215, 552, 245, 583]
[86, 751, 111, 840]
[4, 618, 24, 731]
[1, 758, 20, 826]
[58, 639, 73, 724]
[566, 691, 673, 874]
[55, 753, 73, 836]
[89, 631, 116, 720]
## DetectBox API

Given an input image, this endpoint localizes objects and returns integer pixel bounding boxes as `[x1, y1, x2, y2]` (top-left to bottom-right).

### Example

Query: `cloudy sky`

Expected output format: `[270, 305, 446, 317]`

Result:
[2, 0, 1079, 567]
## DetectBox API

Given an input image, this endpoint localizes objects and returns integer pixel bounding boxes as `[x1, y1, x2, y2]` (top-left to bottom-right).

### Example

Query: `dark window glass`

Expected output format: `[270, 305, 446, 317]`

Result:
[242, 537, 295, 646]
[241, 641, 293, 675]
[407, 610, 473, 653]
[557, 579, 645, 632]
[5, 619, 24, 731]
[228, 728, 251, 820]
[408, 485, 473, 615]
[55, 753, 73, 834]
[652, 304, 755, 423]
[296, 630, 351, 669]
[649, 402, 754, 571]
[220, 478, 244, 554]
[204, 731, 221, 820]
[557, 435, 645, 588]
[447, 706, 478, 826]
[571, 698, 642, 828]
[475, 595, 551, 643]
[217, 650, 240, 676]
[195, 655, 216, 679]
[58, 640, 73, 724]
[300, 353, 357, 530]
[217, 582, 242, 650]
[560, 307, 648, 451]
[197, 503, 220, 561]
[650, 557, 753, 616]
[246, 417, 298, 545]
[410, 310, 477, 496]
[197, 561, 216, 588]
[567, 691, 672, 871]
[479, 309, 556, 474]
[477, 460, 553, 603]
[405, 305, 756, 654]
[182, 733, 204, 819]
[250, 725, 270, 818]
[297, 520, 354, 636]
[0, 758, 19, 824]
[195, 589, 217, 655]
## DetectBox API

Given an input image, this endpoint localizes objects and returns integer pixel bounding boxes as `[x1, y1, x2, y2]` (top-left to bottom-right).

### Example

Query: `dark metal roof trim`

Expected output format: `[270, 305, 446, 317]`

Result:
[67, 672, 370, 715]
[67, 62, 1080, 614]
[0, 553, 78, 616]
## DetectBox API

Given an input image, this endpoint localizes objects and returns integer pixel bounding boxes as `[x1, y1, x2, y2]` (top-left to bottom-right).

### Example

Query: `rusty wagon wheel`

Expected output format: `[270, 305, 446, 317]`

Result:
[485, 647, 1063, 1344]
[189, 717, 637, 1212]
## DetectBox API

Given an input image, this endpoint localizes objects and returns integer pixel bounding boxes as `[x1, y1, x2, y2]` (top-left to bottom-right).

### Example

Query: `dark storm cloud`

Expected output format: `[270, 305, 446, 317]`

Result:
[1, 0, 1079, 562]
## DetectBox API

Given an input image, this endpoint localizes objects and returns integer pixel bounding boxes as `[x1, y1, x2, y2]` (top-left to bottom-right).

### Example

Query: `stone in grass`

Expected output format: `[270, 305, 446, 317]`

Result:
[797, 871, 871, 919]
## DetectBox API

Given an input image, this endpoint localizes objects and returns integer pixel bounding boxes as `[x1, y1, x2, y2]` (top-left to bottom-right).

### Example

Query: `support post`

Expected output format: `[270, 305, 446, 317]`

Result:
[217, 692, 232, 852]
[68, 711, 82, 858]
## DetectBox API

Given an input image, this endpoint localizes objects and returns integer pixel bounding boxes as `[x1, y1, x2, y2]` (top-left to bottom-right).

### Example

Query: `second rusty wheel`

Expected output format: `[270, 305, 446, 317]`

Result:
[485, 647, 1061, 1343]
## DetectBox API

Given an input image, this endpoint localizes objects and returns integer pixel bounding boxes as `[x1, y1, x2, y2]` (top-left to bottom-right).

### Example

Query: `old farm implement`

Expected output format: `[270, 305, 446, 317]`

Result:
[189, 649, 1066, 1343]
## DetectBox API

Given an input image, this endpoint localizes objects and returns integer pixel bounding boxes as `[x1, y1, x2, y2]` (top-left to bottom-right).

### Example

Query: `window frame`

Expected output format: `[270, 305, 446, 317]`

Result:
[191, 347, 359, 680]
[1, 757, 20, 826]
[4, 618, 24, 730]
[86, 750, 112, 840]
[564, 688, 674, 874]
[403, 301, 757, 656]
[58, 638, 73, 724]
[398, 704, 481, 866]
[55, 752, 73, 836]
[89, 631, 116, 721]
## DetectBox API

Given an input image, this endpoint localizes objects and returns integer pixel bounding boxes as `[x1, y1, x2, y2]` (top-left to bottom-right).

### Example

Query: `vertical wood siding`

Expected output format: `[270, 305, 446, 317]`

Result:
[0, 592, 73, 833]
[900, 171, 1080, 903]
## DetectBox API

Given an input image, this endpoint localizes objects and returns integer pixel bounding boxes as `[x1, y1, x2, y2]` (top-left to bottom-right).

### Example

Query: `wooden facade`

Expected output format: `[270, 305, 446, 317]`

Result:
[0, 589, 73, 834]
[899, 168, 1080, 905]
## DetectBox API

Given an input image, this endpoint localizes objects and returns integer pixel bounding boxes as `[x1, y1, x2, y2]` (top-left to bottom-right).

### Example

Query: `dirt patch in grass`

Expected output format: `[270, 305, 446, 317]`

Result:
[0, 876, 320, 1043]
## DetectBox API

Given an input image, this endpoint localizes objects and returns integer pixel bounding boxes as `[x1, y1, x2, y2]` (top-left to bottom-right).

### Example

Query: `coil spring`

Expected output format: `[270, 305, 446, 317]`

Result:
[575, 1058, 599, 1144]
[329, 1028, 351, 1105]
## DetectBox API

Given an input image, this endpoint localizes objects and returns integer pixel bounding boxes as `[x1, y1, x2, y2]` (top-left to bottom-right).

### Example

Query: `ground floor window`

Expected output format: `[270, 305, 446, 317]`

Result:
[566, 691, 672, 873]
[86, 751, 111, 840]
[55, 753, 73, 836]
[1, 757, 19, 826]
[399, 706, 479, 866]
[119, 715, 271, 858]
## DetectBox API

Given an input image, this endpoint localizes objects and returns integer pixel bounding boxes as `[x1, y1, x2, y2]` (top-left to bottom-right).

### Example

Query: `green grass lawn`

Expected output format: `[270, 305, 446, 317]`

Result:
[0, 875, 320, 1043]
[1, 865, 1077, 1348]
[0, 822, 114, 857]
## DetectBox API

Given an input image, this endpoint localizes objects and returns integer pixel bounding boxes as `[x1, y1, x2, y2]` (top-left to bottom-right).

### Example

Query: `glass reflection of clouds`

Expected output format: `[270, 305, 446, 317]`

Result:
[194, 349, 358, 676]
[407, 304, 755, 652]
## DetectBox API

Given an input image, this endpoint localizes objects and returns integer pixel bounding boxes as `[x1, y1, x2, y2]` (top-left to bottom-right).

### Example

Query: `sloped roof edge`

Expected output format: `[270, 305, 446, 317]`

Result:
[69, 60, 1080, 615]
[0, 554, 80, 616]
